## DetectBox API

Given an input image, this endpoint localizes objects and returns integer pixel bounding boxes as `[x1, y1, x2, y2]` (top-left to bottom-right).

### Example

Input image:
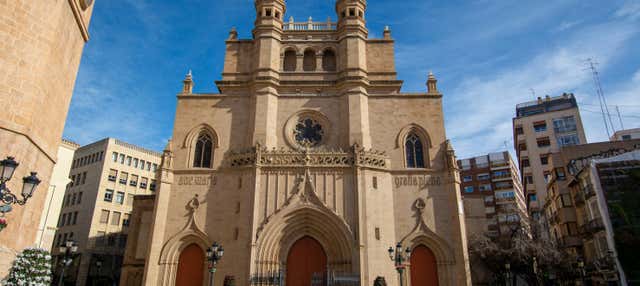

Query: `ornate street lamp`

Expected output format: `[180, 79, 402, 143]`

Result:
[504, 262, 511, 286]
[388, 242, 411, 286]
[0, 156, 41, 213]
[58, 240, 78, 286]
[577, 258, 586, 286]
[207, 242, 224, 286]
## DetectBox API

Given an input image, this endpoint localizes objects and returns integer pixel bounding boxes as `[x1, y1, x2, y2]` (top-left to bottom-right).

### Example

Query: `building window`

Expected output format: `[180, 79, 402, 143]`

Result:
[140, 177, 148, 189]
[130, 175, 138, 187]
[557, 134, 580, 147]
[123, 213, 131, 227]
[150, 180, 157, 191]
[553, 116, 577, 133]
[521, 158, 530, 168]
[60, 213, 67, 227]
[372, 176, 378, 189]
[479, 184, 492, 191]
[533, 121, 547, 132]
[484, 196, 494, 203]
[621, 134, 632, 140]
[283, 50, 297, 71]
[72, 212, 78, 225]
[146, 162, 151, 171]
[463, 175, 472, 182]
[108, 169, 117, 181]
[99, 151, 104, 161]
[104, 189, 114, 202]
[464, 186, 474, 193]
[152, 163, 158, 172]
[115, 191, 125, 204]
[193, 132, 214, 168]
[77, 192, 83, 204]
[119, 172, 128, 184]
[524, 174, 533, 184]
[119, 154, 125, 164]
[126, 156, 132, 166]
[303, 49, 316, 71]
[81, 172, 87, 184]
[492, 170, 510, 179]
[322, 50, 337, 71]
[111, 211, 121, 226]
[405, 133, 425, 168]
[555, 168, 566, 180]
[477, 173, 490, 181]
[140, 160, 145, 170]
[515, 126, 524, 135]
[71, 193, 77, 205]
[133, 158, 139, 168]
[536, 137, 551, 148]
[540, 155, 549, 165]
[495, 181, 513, 189]
[127, 194, 134, 206]
[99, 210, 110, 224]
[518, 143, 527, 151]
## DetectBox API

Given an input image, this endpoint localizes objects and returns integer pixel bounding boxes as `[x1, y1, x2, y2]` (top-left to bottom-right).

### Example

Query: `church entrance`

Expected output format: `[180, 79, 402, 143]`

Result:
[286, 236, 327, 286]
[176, 244, 205, 286]
[410, 245, 439, 286]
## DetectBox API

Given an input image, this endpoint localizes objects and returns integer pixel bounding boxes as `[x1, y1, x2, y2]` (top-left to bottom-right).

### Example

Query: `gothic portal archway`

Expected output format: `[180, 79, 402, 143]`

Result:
[175, 244, 205, 286]
[410, 245, 439, 286]
[286, 236, 327, 286]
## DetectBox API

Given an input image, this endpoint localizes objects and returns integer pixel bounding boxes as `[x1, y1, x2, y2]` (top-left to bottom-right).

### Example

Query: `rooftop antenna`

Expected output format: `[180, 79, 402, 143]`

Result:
[529, 88, 536, 97]
[584, 58, 615, 138]
[616, 106, 625, 130]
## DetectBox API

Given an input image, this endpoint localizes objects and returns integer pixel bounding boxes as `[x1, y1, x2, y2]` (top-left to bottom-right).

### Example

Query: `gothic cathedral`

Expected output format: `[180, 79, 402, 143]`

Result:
[122, 1, 472, 285]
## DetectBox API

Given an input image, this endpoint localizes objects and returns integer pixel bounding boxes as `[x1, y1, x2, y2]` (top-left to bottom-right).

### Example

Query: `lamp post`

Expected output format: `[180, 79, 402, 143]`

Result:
[93, 256, 103, 286]
[577, 258, 585, 286]
[504, 262, 511, 286]
[388, 242, 411, 286]
[58, 240, 78, 286]
[0, 157, 41, 213]
[207, 242, 224, 286]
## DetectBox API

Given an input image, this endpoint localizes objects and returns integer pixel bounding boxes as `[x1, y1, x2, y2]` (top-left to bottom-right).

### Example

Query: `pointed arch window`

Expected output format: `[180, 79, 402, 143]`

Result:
[405, 133, 425, 168]
[193, 133, 213, 168]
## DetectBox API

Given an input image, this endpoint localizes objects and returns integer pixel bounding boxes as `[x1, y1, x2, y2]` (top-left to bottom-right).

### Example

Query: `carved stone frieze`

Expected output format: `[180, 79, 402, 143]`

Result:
[225, 143, 389, 170]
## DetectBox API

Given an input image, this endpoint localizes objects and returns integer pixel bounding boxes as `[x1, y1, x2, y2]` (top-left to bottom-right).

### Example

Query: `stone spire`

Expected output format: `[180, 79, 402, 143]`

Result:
[383, 25, 391, 39]
[426, 71, 439, 94]
[182, 70, 193, 94]
[228, 27, 238, 40]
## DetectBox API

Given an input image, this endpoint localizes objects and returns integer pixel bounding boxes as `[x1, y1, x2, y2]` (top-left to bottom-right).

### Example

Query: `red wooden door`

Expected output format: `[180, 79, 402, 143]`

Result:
[410, 245, 439, 286]
[176, 244, 205, 286]
[286, 236, 327, 286]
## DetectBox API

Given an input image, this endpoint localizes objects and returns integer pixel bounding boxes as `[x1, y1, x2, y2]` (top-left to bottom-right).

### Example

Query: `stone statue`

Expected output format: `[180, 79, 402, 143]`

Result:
[374, 276, 387, 286]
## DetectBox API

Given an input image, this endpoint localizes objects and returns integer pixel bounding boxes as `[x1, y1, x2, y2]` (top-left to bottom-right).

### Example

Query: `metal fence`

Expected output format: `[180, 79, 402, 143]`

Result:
[250, 269, 360, 286]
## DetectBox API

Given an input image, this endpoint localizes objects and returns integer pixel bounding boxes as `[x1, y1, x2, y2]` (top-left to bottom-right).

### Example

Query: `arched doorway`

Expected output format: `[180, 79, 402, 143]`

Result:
[410, 245, 438, 286]
[286, 236, 327, 286]
[176, 244, 205, 286]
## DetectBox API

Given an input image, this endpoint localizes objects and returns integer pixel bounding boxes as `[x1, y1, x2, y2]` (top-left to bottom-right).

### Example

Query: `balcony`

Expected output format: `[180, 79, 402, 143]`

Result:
[580, 218, 605, 236]
[583, 184, 595, 198]
[558, 235, 582, 248]
[149, 183, 156, 191]
[492, 173, 512, 181]
[283, 17, 336, 31]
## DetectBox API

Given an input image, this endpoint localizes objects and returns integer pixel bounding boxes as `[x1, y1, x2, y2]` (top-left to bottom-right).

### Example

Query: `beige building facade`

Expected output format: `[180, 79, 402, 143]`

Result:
[123, 1, 471, 286]
[513, 94, 587, 224]
[35, 139, 80, 250]
[52, 138, 161, 285]
[0, 0, 94, 276]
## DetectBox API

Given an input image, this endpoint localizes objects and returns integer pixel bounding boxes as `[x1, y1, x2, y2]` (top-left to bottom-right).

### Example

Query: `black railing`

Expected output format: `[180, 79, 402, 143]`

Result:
[249, 269, 360, 286]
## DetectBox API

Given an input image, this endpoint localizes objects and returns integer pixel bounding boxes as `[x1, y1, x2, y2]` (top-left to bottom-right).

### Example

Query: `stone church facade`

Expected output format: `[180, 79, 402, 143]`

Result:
[123, 0, 471, 285]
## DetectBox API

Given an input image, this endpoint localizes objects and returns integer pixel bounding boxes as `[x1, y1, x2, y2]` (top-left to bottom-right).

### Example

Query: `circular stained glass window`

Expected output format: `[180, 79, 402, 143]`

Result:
[294, 118, 324, 147]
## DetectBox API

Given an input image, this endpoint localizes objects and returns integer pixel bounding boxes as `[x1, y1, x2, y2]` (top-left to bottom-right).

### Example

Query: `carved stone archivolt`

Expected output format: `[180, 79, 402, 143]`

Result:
[225, 143, 389, 170]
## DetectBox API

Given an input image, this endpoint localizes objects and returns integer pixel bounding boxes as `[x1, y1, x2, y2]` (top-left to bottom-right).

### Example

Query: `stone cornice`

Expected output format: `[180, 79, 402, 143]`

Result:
[67, 0, 90, 42]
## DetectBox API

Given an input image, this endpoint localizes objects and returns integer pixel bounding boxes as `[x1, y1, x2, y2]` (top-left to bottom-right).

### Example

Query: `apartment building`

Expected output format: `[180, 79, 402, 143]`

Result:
[610, 127, 640, 142]
[458, 151, 528, 238]
[52, 138, 161, 286]
[35, 139, 79, 250]
[545, 139, 639, 285]
[513, 93, 587, 221]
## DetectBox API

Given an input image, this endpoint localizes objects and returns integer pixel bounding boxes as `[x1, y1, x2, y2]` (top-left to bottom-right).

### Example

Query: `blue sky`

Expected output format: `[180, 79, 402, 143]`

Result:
[63, 0, 640, 158]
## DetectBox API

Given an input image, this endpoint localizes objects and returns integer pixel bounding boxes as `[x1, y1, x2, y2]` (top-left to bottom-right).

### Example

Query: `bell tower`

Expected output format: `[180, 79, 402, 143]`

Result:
[250, 0, 286, 148]
[335, 0, 372, 148]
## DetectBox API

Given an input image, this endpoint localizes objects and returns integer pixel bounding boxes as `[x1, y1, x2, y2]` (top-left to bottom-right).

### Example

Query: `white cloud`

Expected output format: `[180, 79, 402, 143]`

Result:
[554, 20, 582, 32]
[615, 1, 640, 20]
[446, 20, 638, 158]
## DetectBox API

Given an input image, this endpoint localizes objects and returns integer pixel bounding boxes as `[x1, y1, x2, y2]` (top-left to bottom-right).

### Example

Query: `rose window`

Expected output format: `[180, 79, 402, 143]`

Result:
[294, 118, 324, 147]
